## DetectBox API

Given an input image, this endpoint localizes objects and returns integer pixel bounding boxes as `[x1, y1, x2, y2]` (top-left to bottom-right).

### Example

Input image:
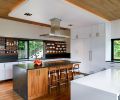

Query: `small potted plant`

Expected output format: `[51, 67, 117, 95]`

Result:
[34, 59, 42, 66]
[34, 52, 42, 66]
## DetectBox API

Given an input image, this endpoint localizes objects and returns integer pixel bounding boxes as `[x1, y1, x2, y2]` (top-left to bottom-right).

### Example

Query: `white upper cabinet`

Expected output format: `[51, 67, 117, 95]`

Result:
[91, 24, 105, 38]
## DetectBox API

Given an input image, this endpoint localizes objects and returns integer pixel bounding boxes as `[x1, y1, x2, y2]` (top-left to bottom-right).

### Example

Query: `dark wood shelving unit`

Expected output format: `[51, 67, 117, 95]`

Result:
[44, 41, 70, 59]
[45, 41, 66, 54]
[0, 37, 18, 56]
[5, 38, 18, 55]
[0, 37, 6, 54]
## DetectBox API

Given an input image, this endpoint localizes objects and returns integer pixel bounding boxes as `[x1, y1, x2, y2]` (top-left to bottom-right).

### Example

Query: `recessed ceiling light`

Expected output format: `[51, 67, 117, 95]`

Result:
[68, 24, 73, 26]
[24, 12, 32, 16]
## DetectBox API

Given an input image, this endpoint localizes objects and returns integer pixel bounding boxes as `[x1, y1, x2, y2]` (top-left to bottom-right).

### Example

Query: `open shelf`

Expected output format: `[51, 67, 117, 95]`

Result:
[0, 37, 18, 56]
[45, 41, 66, 54]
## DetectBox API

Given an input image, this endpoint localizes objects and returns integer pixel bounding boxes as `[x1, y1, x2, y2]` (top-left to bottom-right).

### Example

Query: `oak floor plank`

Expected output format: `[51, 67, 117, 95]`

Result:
[0, 80, 70, 100]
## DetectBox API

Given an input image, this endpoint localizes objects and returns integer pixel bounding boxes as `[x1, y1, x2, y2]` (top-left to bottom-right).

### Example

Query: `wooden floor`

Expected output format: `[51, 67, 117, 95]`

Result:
[0, 80, 70, 100]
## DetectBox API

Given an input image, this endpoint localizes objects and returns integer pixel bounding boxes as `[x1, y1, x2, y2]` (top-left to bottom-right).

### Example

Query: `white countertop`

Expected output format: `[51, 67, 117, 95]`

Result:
[72, 67, 120, 96]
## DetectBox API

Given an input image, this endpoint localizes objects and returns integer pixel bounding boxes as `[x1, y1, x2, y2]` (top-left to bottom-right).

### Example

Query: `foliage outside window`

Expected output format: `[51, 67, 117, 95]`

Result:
[18, 41, 28, 59]
[112, 40, 120, 60]
[18, 40, 43, 59]
[29, 41, 43, 59]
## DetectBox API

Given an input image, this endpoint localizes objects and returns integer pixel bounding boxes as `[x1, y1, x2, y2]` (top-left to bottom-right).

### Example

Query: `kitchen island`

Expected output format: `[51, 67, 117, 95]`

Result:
[13, 60, 80, 100]
[71, 67, 120, 100]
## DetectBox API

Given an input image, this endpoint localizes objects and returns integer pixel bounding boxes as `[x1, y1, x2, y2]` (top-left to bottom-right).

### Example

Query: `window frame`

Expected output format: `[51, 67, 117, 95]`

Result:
[18, 39, 44, 59]
[18, 40, 29, 59]
[111, 39, 120, 61]
[29, 40, 44, 59]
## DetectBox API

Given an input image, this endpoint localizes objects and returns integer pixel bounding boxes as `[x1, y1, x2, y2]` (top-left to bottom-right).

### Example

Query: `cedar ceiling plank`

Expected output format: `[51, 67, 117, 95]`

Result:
[0, 0, 25, 16]
[0, 8, 10, 16]
[66, 0, 120, 21]
[66, 0, 111, 20]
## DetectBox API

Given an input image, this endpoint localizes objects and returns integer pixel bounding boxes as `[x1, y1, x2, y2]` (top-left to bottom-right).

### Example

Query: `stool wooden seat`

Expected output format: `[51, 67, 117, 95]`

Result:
[48, 67, 59, 92]
[58, 65, 68, 87]
[73, 64, 80, 76]
[67, 64, 74, 81]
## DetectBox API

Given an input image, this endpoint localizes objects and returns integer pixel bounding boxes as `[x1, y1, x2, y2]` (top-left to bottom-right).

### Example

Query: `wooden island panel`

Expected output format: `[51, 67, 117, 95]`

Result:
[28, 68, 48, 100]
[13, 60, 80, 100]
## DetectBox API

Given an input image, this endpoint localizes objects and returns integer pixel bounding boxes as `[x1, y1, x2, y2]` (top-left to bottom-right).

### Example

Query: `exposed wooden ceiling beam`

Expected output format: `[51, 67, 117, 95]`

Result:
[0, 16, 69, 30]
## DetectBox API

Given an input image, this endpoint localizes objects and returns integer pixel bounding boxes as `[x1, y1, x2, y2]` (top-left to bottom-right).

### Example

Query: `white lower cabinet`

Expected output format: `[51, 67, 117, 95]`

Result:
[0, 63, 5, 81]
[5, 62, 18, 80]
[0, 61, 33, 81]
[0, 62, 18, 81]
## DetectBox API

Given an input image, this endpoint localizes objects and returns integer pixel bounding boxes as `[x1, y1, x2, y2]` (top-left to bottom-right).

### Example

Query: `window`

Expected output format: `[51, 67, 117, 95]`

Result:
[112, 39, 120, 60]
[29, 40, 43, 59]
[18, 40, 44, 59]
[18, 40, 28, 59]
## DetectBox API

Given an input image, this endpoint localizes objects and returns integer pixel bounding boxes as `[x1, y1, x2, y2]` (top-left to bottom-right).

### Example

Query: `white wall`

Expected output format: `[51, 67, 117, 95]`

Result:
[104, 19, 120, 67]
[111, 19, 120, 38]
[0, 18, 70, 53]
[105, 22, 112, 61]
[104, 19, 120, 61]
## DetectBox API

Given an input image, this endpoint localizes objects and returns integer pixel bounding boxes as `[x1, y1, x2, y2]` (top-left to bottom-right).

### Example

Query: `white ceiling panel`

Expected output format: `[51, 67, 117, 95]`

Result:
[9, 0, 107, 28]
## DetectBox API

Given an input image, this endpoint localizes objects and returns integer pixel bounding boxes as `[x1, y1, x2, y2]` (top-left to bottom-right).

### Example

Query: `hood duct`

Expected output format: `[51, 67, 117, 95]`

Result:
[50, 18, 61, 34]
[40, 18, 70, 38]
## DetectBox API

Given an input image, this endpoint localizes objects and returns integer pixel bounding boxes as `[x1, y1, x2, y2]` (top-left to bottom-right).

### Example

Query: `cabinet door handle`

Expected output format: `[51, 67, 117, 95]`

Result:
[36, 70, 41, 76]
[36, 70, 38, 76]
[89, 50, 92, 61]
[89, 51, 91, 61]
[90, 51, 92, 61]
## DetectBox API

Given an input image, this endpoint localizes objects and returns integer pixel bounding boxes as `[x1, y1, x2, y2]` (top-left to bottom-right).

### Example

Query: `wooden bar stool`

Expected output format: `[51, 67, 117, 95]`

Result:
[48, 66, 59, 93]
[67, 64, 74, 81]
[73, 64, 80, 76]
[58, 65, 68, 87]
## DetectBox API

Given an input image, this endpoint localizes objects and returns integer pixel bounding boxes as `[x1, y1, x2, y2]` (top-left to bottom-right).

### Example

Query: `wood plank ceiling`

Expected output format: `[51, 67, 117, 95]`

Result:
[66, 0, 120, 21]
[1, 0, 120, 28]
[0, 0, 24, 17]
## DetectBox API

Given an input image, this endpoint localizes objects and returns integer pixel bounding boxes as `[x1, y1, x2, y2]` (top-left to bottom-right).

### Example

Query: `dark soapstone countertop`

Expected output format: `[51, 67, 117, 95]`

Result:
[13, 60, 81, 70]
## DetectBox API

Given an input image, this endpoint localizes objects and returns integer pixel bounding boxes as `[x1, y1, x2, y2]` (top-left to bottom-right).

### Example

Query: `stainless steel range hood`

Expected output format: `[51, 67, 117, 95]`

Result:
[40, 18, 70, 38]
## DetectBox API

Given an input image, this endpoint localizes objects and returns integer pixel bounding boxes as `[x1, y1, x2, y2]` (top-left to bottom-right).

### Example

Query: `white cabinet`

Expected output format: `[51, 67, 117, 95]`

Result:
[71, 24, 107, 74]
[5, 63, 13, 80]
[5, 62, 18, 80]
[0, 63, 5, 81]
[71, 38, 91, 73]
[89, 36, 106, 73]
[0, 62, 18, 81]
[0, 61, 34, 81]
